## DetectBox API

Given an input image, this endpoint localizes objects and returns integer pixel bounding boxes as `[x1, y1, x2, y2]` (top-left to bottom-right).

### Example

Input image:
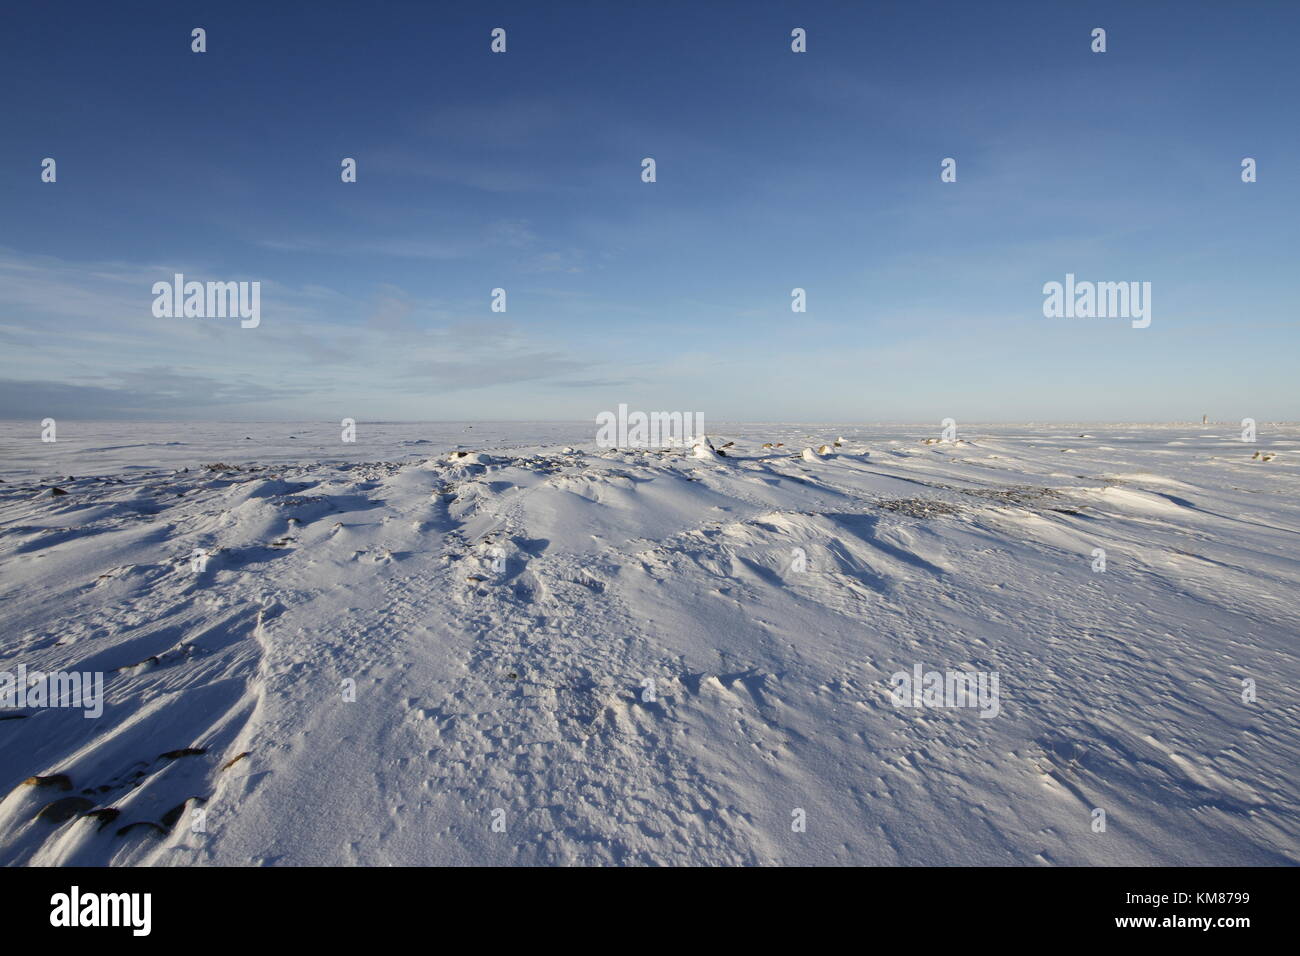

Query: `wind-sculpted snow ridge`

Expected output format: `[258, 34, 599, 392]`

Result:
[0, 424, 1297, 865]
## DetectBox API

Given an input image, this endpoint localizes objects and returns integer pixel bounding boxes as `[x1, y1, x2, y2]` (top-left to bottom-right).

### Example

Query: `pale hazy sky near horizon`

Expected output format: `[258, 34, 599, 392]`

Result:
[1, 0, 1297, 423]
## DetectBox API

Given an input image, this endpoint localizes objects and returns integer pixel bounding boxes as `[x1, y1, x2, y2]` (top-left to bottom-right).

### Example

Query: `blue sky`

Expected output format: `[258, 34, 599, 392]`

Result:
[1, 0, 1296, 422]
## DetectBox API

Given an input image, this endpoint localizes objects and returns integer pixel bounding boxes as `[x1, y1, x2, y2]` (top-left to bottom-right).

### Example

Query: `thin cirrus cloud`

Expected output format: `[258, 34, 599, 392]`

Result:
[0, 245, 616, 419]
[0, 369, 302, 421]
[253, 220, 574, 269]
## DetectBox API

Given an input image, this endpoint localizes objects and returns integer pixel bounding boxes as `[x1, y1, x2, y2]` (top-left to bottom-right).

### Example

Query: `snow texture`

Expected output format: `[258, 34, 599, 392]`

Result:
[1, 421, 1296, 865]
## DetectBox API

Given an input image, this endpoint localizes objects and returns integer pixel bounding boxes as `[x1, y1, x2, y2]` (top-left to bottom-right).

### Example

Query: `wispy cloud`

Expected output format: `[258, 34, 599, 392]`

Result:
[0, 249, 623, 418]
[0, 369, 305, 420]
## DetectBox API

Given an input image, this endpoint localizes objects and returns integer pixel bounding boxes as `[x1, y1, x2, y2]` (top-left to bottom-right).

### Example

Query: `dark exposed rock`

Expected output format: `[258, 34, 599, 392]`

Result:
[161, 796, 207, 828]
[158, 747, 207, 760]
[221, 752, 250, 771]
[83, 808, 121, 830]
[21, 774, 72, 791]
[36, 796, 95, 824]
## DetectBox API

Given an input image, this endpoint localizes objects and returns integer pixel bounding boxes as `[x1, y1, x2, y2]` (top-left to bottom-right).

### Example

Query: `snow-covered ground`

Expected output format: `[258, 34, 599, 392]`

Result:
[1, 421, 1297, 865]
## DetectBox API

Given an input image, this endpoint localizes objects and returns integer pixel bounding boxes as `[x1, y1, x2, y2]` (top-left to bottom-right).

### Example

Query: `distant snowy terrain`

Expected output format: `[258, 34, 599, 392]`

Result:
[1, 422, 1297, 865]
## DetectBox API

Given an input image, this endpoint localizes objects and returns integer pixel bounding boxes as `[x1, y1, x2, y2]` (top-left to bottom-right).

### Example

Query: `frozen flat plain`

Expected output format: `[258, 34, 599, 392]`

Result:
[1, 421, 1297, 865]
